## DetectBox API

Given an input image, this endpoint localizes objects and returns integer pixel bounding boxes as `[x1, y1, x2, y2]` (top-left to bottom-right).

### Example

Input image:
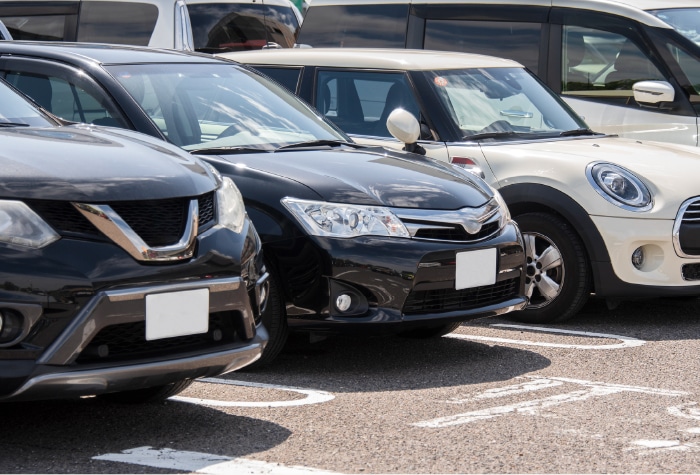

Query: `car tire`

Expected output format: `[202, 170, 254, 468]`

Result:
[97, 379, 193, 404]
[509, 212, 591, 323]
[243, 269, 288, 369]
[398, 321, 462, 339]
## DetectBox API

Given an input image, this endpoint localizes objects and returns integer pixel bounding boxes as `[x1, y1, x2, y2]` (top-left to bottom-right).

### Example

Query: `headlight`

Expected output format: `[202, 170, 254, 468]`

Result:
[217, 177, 246, 233]
[587, 162, 652, 211]
[281, 198, 410, 238]
[0, 201, 59, 248]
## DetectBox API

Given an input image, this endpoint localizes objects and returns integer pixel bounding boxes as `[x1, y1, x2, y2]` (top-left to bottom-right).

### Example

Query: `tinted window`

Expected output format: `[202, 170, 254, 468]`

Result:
[561, 26, 665, 104]
[189, 3, 300, 53]
[253, 66, 301, 93]
[76, 1, 157, 45]
[0, 14, 72, 41]
[0, 79, 54, 127]
[4, 71, 128, 127]
[316, 70, 418, 137]
[424, 20, 541, 73]
[296, 4, 408, 48]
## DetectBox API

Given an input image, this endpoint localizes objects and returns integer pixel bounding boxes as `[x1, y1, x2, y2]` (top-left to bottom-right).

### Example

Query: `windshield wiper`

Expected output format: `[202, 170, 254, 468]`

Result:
[275, 139, 360, 151]
[559, 127, 598, 137]
[187, 146, 271, 155]
[0, 122, 30, 127]
[463, 131, 520, 141]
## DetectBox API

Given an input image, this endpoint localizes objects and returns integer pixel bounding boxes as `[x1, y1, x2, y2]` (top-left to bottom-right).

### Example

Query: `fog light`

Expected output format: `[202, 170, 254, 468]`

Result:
[632, 247, 645, 269]
[0, 309, 24, 344]
[335, 294, 352, 313]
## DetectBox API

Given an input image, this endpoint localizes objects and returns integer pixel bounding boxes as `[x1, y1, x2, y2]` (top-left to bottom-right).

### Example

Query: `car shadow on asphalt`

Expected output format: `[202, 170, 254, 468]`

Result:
[0, 396, 292, 470]
[238, 323, 551, 392]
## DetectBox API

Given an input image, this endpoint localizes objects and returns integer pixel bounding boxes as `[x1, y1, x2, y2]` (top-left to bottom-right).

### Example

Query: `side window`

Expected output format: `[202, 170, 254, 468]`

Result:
[253, 66, 301, 93]
[561, 25, 665, 104]
[316, 70, 419, 138]
[0, 14, 74, 41]
[4, 71, 127, 127]
[424, 20, 542, 74]
[77, 1, 158, 45]
[296, 4, 408, 48]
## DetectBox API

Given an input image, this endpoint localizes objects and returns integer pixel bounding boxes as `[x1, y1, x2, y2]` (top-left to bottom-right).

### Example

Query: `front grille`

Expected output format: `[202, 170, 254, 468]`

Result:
[677, 198, 700, 256]
[413, 221, 499, 242]
[403, 277, 519, 315]
[26, 191, 217, 244]
[682, 264, 700, 281]
[76, 311, 242, 364]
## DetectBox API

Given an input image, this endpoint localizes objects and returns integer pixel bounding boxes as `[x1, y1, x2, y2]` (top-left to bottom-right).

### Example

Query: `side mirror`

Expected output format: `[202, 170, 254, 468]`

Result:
[387, 108, 420, 144]
[633, 81, 675, 105]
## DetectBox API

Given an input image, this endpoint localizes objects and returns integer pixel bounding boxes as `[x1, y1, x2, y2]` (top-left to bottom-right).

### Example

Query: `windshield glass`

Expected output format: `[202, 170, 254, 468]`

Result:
[105, 63, 347, 151]
[650, 9, 700, 46]
[425, 67, 587, 140]
[0, 79, 54, 127]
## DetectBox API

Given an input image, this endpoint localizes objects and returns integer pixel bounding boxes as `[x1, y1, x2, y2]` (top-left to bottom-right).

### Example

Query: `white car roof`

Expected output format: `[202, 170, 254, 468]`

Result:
[223, 48, 523, 70]
[306, 0, 700, 29]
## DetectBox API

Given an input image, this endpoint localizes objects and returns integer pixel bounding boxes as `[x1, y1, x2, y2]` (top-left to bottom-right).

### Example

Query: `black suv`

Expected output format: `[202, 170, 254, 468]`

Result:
[0, 77, 268, 403]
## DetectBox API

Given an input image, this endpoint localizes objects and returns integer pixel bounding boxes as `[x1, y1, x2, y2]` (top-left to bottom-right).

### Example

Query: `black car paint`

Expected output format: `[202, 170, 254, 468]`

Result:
[0, 119, 267, 401]
[0, 42, 527, 332]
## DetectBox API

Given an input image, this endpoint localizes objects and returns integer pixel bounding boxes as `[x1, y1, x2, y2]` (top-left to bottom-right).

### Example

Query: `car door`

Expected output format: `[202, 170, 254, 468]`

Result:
[551, 9, 699, 146]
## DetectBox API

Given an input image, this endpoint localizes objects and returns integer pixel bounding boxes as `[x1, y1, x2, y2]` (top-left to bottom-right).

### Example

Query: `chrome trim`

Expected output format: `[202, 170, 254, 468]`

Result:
[673, 196, 700, 258]
[37, 276, 253, 365]
[394, 200, 500, 239]
[73, 200, 199, 262]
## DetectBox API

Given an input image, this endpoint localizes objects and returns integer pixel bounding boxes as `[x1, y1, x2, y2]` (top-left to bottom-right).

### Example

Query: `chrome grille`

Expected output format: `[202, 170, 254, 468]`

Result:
[673, 197, 700, 257]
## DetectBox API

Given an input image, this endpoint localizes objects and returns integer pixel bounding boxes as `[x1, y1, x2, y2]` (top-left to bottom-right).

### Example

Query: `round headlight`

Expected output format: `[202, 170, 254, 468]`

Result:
[586, 162, 652, 211]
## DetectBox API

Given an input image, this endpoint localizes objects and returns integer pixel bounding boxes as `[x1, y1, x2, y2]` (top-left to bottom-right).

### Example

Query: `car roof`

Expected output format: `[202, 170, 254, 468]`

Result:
[0, 41, 226, 66]
[223, 48, 523, 70]
[306, 0, 697, 28]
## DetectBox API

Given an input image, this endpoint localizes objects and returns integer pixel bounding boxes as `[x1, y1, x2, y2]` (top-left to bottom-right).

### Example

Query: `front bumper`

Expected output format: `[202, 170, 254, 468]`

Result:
[271, 221, 527, 332]
[591, 215, 700, 297]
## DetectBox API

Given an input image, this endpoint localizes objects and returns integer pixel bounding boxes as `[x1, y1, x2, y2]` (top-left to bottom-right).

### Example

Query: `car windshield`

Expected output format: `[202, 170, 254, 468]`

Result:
[424, 67, 588, 140]
[0, 79, 54, 127]
[105, 63, 348, 151]
[650, 8, 700, 46]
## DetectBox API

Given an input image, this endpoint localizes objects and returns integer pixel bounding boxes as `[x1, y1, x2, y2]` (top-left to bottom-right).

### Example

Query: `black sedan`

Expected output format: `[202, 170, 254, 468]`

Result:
[0, 77, 268, 402]
[0, 42, 527, 365]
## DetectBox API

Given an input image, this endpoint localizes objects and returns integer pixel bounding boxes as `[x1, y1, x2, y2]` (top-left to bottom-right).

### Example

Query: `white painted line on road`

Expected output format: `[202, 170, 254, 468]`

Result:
[669, 402, 700, 421]
[684, 427, 700, 434]
[448, 377, 564, 403]
[170, 378, 335, 408]
[94, 446, 341, 474]
[628, 439, 699, 453]
[447, 324, 645, 349]
[414, 377, 688, 428]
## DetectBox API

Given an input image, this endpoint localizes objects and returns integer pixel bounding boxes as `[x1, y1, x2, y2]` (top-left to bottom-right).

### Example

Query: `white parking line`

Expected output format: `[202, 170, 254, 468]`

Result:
[446, 324, 645, 349]
[668, 402, 700, 421]
[628, 439, 700, 453]
[94, 446, 341, 474]
[413, 377, 687, 428]
[170, 378, 335, 407]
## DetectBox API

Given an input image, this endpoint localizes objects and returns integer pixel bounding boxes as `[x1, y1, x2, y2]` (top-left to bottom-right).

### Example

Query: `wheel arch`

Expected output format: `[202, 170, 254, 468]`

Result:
[499, 183, 610, 292]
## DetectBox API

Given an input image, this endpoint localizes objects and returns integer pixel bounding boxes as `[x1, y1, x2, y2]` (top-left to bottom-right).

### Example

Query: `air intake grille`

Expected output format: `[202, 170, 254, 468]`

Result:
[412, 221, 500, 242]
[403, 278, 519, 315]
[76, 311, 241, 363]
[26, 191, 216, 244]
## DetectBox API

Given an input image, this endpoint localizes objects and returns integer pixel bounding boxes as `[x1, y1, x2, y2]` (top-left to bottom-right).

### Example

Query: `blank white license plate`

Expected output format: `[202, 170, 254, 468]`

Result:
[455, 248, 497, 290]
[145, 288, 209, 341]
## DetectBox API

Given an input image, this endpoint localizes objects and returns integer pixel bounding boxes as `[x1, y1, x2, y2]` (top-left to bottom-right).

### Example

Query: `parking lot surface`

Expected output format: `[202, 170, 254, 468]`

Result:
[2, 297, 700, 474]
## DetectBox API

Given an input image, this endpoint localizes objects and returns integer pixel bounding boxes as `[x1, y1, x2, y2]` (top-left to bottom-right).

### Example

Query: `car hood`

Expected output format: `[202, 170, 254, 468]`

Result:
[482, 135, 700, 218]
[0, 125, 216, 201]
[215, 146, 493, 209]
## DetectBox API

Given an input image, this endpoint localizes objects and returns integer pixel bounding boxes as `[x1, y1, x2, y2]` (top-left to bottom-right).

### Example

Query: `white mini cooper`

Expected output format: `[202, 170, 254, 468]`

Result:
[229, 48, 700, 323]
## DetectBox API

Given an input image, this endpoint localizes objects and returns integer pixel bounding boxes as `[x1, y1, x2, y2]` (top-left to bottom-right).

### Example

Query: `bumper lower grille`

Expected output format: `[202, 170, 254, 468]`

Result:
[403, 277, 519, 315]
[682, 264, 700, 281]
[75, 311, 243, 363]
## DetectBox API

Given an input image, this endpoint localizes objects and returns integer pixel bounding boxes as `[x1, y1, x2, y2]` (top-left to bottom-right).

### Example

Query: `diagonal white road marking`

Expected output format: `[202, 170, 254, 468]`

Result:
[94, 446, 341, 474]
[447, 324, 645, 349]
